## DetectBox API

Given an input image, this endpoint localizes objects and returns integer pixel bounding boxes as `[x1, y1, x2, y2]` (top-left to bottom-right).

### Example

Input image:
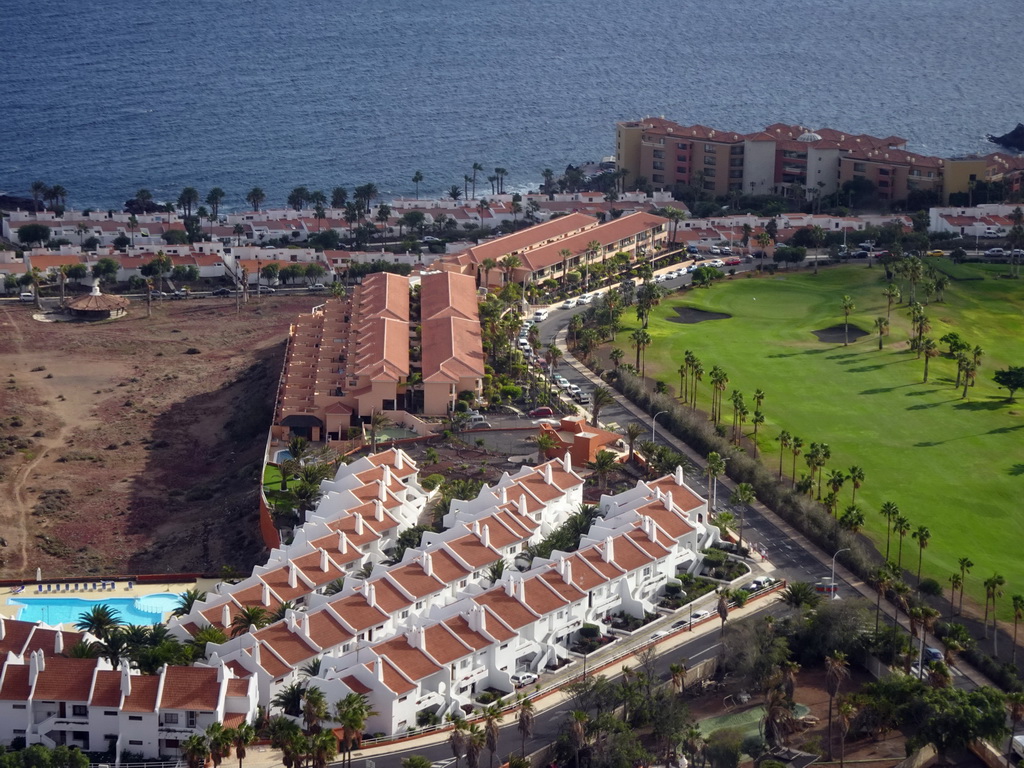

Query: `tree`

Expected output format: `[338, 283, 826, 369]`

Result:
[922, 337, 938, 382]
[893, 514, 911, 569]
[840, 295, 855, 345]
[590, 385, 614, 426]
[246, 187, 266, 212]
[994, 366, 1024, 401]
[182, 734, 211, 768]
[790, 436, 803, 484]
[482, 701, 504, 768]
[874, 316, 889, 349]
[178, 187, 200, 219]
[729, 483, 755, 550]
[589, 450, 618, 491]
[983, 573, 1005, 642]
[566, 711, 588, 768]
[448, 185, 462, 202]
[825, 651, 849, 760]
[302, 685, 329, 732]
[623, 422, 644, 464]
[630, 328, 652, 376]
[1012, 594, 1024, 665]
[335, 693, 377, 768]
[914, 686, 1007, 764]
[448, 718, 467, 768]
[17, 223, 51, 247]
[230, 606, 270, 637]
[779, 581, 820, 613]
[402, 757, 433, 768]
[837, 698, 856, 768]
[75, 604, 122, 639]
[368, 409, 393, 452]
[464, 723, 486, 768]
[205, 187, 226, 219]
[912, 525, 931, 589]
[206, 722, 233, 768]
[958, 557, 974, 616]
[173, 588, 207, 617]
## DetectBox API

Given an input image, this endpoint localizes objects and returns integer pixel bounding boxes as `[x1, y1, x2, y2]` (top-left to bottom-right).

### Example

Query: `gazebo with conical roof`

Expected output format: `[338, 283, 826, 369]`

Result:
[66, 283, 130, 320]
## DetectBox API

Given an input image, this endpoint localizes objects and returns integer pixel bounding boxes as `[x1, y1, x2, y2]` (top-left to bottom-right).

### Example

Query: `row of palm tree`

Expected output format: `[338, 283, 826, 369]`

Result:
[181, 721, 257, 768]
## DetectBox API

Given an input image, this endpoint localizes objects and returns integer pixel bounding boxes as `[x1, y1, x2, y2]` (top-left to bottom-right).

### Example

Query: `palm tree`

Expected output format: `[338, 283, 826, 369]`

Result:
[874, 316, 889, 349]
[1011, 594, 1024, 666]
[402, 757, 433, 768]
[482, 701, 504, 768]
[207, 722, 233, 768]
[947, 572, 963, 620]
[847, 466, 864, 504]
[246, 187, 266, 212]
[589, 450, 618, 491]
[825, 651, 849, 760]
[840, 295, 855, 345]
[790, 436, 803, 485]
[231, 722, 256, 768]
[566, 711, 588, 768]
[302, 685, 329, 732]
[590, 385, 614, 426]
[837, 698, 856, 768]
[838, 504, 864, 533]
[464, 723, 486, 768]
[912, 525, 931, 588]
[75, 604, 122, 640]
[630, 328, 651, 376]
[776, 430, 791, 478]
[879, 501, 899, 561]
[882, 284, 901, 321]
[668, 660, 688, 696]
[922, 337, 938, 382]
[308, 730, 337, 768]
[368, 409, 393, 452]
[230, 606, 270, 638]
[706, 451, 726, 512]
[755, 231, 772, 272]
[716, 589, 731, 644]
[173, 588, 208, 618]
[335, 692, 377, 768]
[533, 432, 558, 462]
[448, 718, 468, 768]
[893, 514, 912, 569]
[983, 573, 1006, 642]
[779, 582, 820, 613]
[182, 734, 211, 768]
[412, 171, 424, 199]
[729, 483, 755, 550]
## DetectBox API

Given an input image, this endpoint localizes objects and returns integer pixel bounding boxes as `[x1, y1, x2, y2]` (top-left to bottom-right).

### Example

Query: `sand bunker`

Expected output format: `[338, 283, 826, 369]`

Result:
[812, 324, 869, 343]
[670, 307, 732, 324]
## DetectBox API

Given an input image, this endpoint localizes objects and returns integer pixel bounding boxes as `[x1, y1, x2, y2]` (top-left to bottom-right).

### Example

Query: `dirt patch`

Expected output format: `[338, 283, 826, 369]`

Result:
[0, 295, 325, 579]
[812, 324, 869, 344]
[669, 306, 732, 324]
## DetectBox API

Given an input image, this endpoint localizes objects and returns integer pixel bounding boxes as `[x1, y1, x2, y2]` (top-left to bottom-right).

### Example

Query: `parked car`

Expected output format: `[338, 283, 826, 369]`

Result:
[532, 309, 549, 322]
[560, 298, 578, 309]
[511, 671, 538, 688]
[708, 259, 725, 268]
[724, 257, 741, 266]
[577, 293, 593, 304]
[566, 384, 582, 397]
[688, 610, 711, 624]
[985, 248, 1006, 256]
[924, 647, 944, 663]
[709, 246, 721, 255]
[574, 392, 592, 406]
[211, 287, 233, 296]
[926, 249, 945, 257]
[555, 376, 570, 389]
[852, 250, 870, 259]
[720, 246, 732, 255]
[528, 407, 554, 418]
[308, 283, 326, 291]
[654, 273, 670, 283]
[649, 630, 668, 641]
[686, 245, 700, 254]
[671, 619, 689, 630]
[19, 292, 35, 302]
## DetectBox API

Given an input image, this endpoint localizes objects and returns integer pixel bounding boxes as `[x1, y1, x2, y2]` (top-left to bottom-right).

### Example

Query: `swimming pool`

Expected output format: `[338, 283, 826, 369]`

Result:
[274, 449, 293, 464]
[9, 592, 182, 626]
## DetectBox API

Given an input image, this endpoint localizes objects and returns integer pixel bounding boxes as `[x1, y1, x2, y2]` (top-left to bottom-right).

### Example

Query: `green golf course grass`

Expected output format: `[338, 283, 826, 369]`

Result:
[620, 263, 1024, 615]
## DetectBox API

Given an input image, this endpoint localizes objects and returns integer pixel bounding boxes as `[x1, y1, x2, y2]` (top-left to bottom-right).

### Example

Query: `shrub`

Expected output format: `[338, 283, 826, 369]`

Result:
[579, 623, 600, 639]
[185, 348, 201, 355]
[420, 473, 445, 492]
[918, 577, 943, 597]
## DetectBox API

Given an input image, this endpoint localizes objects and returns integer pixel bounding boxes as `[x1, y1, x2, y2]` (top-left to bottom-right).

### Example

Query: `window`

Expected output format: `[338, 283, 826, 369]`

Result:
[129, 741, 143, 746]
[105, 711, 117, 716]
[461, 660, 469, 669]
[704, 144, 716, 152]
[165, 713, 179, 724]
[643, 566, 652, 577]
[13, 704, 26, 710]
[652, 161, 664, 170]
[878, 168, 890, 176]
[72, 705, 88, 717]
[187, 711, 197, 729]
[853, 162, 866, 172]
[730, 158, 743, 167]
[399, 696, 408, 703]
[652, 174, 664, 183]
[704, 168, 716, 178]
[677, 154, 687, 162]
[415, 601, 423, 609]
[729, 170, 743, 179]
[400, 610, 409, 619]
[652, 150, 664, 159]
[677, 142, 689, 150]
[676, 166, 687, 174]
[703, 156, 717, 166]
[342, 643, 351, 652]
[459, 579, 467, 587]
[730, 145, 744, 155]
[129, 715, 143, 721]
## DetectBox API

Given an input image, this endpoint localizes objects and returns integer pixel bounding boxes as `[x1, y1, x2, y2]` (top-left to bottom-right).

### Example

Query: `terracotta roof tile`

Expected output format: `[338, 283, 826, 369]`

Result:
[32, 657, 98, 701]
[474, 589, 537, 630]
[122, 675, 161, 712]
[89, 670, 122, 707]
[160, 666, 221, 711]
[327, 593, 389, 633]
[0, 664, 31, 701]
[373, 636, 442, 684]
[442, 616, 491, 650]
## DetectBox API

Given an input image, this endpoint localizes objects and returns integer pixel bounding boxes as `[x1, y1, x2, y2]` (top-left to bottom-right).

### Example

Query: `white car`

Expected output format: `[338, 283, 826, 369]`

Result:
[566, 384, 582, 396]
[532, 309, 549, 322]
[709, 246, 722, 255]
[688, 610, 711, 624]
[654, 273, 669, 283]
[561, 298, 578, 309]
[577, 293, 593, 305]
[510, 671, 538, 688]
[709, 259, 725, 268]
[555, 376, 570, 389]
[720, 246, 732, 255]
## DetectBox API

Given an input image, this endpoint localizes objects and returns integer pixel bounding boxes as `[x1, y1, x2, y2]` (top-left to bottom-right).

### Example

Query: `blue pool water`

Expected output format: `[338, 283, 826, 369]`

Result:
[10, 592, 182, 626]
[274, 449, 293, 464]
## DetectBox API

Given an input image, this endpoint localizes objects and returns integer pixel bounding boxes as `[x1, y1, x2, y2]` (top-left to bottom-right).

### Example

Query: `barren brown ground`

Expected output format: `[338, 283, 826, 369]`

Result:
[0, 295, 322, 580]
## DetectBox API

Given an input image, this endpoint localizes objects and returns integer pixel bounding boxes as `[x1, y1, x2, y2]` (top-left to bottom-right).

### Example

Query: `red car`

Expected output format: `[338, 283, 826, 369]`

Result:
[528, 407, 554, 418]
[724, 257, 741, 266]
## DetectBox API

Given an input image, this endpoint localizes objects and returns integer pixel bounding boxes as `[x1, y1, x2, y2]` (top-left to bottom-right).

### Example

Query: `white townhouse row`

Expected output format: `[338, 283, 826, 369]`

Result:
[199, 455, 585, 707]
[298, 466, 716, 734]
[0, 636, 256, 757]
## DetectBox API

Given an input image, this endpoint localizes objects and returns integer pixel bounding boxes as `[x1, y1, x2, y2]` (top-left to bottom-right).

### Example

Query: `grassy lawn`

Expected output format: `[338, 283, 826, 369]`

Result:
[619, 264, 1024, 614]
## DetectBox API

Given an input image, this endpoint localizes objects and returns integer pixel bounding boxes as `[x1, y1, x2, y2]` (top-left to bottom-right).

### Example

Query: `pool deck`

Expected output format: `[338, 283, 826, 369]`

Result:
[0, 577, 221, 625]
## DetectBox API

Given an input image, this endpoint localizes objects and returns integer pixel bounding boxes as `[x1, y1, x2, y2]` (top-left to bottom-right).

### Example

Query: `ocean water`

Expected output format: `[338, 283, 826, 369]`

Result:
[1, 0, 1020, 211]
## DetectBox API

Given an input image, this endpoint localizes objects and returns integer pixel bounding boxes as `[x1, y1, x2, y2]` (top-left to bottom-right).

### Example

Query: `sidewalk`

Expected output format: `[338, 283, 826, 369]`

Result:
[553, 333, 995, 692]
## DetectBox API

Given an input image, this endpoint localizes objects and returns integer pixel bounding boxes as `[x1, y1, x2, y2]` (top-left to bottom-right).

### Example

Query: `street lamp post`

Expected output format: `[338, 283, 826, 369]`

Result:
[830, 548, 850, 600]
[652, 410, 669, 442]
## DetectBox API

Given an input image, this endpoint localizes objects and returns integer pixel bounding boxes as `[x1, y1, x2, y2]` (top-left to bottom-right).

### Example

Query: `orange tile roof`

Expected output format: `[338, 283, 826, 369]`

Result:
[420, 272, 479, 321]
[442, 616, 491, 650]
[447, 534, 501, 569]
[520, 577, 570, 616]
[89, 670, 122, 707]
[160, 666, 221, 711]
[462, 213, 598, 263]
[420, 624, 473, 664]
[0, 664, 31, 701]
[328, 593, 389, 632]
[375, 634, 444, 683]
[646, 476, 704, 511]
[253, 623, 320, 667]
[259, 567, 312, 603]
[226, 678, 250, 697]
[365, 578, 413, 614]
[32, 657, 98, 701]
[474, 589, 537, 630]
[386, 562, 445, 599]
[367, 657, 416, 694]
[306, 609, 354, 648]
[341, 674, 372, 694]
[427, 549, 472, 583]
[122, 675, 161, 712]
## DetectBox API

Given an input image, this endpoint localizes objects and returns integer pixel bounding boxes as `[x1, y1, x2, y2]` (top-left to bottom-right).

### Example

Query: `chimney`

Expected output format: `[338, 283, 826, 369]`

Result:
[409, 625, 424, 650]
[54, 631, 64, 655]
[518, 494, 528, 517]
[0, 617, 5, 642]
[320, 548, 329, 572]
[666, 491, 675, 512]
[395, 450, 404, 471]
[469, 605, 486, 633]
[500, 486, 508, 505]
[365, 582, 376, 607]
[287, 611, 298, 632]
[674, 465, 685, 485]
[422, 551, 433, 577]
[216, 660, 227, 683]
[354, 514, 364, 535]
[302, 613, 311, 638]
[375, 657, 384, 682]
[221, 603, 231, 628]
[505, 577, 515, 596]
[544, 462, 553, 484]
[603, 536, 615, 563]
[119, 659, 131, 697]
[518, 578, 526, 601]
[251, 642, 261, 665]
[287, 563, 298, 589]
[261, 583, 271, 606]
[383, 464, 393, 488]
[373, 499, 384, 521]
[338, 531, 348, 553]
[471, 520, 480, 535]
[563, 559, 573, 585]
[481, 524, 490, 549]
[378, 479, 387, 502]
[563, 452, 571, 473]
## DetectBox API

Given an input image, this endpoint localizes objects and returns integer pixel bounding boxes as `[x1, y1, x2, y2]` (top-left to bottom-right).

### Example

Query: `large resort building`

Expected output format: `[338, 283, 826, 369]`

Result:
[271, 271, 484, 443]
[615, 117, 1022, 204]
